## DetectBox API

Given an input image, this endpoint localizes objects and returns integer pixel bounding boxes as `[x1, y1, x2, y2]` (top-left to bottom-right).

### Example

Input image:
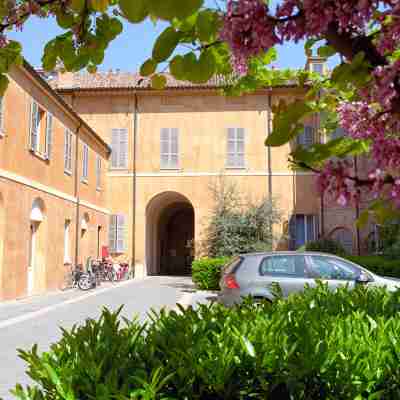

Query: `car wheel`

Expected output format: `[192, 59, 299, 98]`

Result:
[78, 274, 92, 290]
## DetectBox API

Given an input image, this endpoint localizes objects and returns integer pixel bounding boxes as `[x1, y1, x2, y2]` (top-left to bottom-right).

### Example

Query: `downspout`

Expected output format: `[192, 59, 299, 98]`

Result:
[267, 91, 273, 200]
[354, 155, 361, 255]
[74, 122, 82, 266]
[131, 93, 138, 276]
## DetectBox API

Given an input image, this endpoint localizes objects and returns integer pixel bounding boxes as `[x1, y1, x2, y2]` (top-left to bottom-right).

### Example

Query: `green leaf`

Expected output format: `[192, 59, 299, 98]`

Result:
[148, 0, 203, 21]
[70, 0, 85, 12]
[152, 27, 181, 63]
[56, 11, 75, 29]
[151, 74, 167, 89]
[196, 10, 220, 42]
[265, 100, 313, 146]
[119, 0, 148, 23]
[318, 45, 336, 58]
[357, 209, 370, 229]
[89, 0, 109, 12]
[140, 58, 157, 76]
[169, 55, 186, 80]
[0, 74, 9, 96]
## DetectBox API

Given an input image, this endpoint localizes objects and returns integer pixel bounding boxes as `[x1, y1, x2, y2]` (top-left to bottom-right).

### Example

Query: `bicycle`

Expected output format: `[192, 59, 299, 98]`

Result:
[61, 264, 83, 291]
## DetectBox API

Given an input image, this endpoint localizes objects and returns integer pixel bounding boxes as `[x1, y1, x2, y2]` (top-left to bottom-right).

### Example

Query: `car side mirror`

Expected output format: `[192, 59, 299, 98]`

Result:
[356, 272, 371, 284]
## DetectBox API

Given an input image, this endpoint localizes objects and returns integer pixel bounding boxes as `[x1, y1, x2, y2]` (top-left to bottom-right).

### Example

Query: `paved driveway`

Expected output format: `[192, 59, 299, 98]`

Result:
[0, 276, 210, 399]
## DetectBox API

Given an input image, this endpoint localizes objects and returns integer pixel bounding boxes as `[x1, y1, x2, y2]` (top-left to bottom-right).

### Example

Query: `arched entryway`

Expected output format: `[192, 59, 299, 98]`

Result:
[28, 198, 46, 295]
[146, 191, 195, 276]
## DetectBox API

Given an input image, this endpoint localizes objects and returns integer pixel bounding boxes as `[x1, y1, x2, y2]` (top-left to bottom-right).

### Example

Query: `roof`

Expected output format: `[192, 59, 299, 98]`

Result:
[22, 61, 111, 155]
[48, 70, 299, 92]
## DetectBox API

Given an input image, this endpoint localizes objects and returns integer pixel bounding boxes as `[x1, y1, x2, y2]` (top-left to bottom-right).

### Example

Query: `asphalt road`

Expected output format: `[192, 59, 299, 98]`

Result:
[0, 276, 207, 399]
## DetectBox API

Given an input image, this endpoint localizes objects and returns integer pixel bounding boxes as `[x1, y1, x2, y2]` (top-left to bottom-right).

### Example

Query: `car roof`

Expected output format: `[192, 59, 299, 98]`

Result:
[239, 251, 339, 258]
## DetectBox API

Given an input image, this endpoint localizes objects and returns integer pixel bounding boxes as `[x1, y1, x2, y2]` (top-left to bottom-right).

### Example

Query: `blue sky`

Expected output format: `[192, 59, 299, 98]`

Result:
[8, 3, 315, 73]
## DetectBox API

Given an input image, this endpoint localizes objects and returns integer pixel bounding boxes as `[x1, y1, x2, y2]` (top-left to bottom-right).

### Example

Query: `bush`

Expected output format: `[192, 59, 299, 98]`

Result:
[305, 237, 347, 255]
[12, 284, 400, 400]
[345, 255, 400, 278]
[192, 257, 230, 290]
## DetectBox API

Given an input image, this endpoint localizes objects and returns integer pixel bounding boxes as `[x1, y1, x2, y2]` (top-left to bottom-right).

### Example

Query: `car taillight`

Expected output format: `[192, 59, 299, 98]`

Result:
[224, 274, 240, 289]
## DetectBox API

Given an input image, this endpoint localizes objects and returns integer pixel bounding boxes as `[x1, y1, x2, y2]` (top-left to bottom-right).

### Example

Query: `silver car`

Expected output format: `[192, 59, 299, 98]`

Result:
[218, 251, 400, 305]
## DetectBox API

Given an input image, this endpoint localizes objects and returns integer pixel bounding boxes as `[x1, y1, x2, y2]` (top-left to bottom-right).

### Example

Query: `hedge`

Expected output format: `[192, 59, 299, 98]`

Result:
[12, 284, 400, 399]
[191, 257, 231, 290]
[345, 255, 400, 279]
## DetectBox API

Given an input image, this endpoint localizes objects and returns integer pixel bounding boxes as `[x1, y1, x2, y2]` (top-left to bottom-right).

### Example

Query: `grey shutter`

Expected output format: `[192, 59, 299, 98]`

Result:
[119, 129, 128, 168]
[170, 128, 179, 168]
[236, 128, 245, 167]
[64, 130, 69, 170]
[298, 126, 314, 148]
[332, 127, 345, 140]
[45, 113, 53, 159]
[109, 215, 117, 253]
[306, 215, 316, 242]
[82, 144, 88, 179]
[30, 101, 39, 151]
[111, 129, 119, 168]
[116, 214, 126, 252]
[160, 128, 170, 169]
[227, 128, 236, 167]
[68, 133, 73, 172]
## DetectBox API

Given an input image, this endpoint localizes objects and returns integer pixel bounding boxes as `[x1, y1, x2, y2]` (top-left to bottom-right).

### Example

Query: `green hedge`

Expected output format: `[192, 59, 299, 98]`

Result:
[346, 255, 400, 278]
[13, 284, 400, 399]
[305, 237, 347, 256]
[191, 257, 230, 290]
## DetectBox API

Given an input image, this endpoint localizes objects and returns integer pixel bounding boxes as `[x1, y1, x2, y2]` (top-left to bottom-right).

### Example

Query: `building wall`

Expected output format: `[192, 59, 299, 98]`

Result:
[64, 89, 320, 275]
[0, 65, 110, 301]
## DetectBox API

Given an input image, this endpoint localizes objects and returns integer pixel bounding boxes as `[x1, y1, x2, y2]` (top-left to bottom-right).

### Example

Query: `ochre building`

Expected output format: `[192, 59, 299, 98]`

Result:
[0, 57, 372, 301]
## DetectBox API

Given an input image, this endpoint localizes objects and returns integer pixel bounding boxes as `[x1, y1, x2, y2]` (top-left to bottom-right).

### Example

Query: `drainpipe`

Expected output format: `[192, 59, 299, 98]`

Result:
[267, 92, 272, 200]
[131, 93, 138, 276]
[354, 155, 361, 255]
[74, 122, 82, 266]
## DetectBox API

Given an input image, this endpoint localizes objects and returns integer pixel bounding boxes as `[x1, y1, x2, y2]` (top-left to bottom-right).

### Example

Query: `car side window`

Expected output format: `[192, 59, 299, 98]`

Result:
[259, 255, 307, 277]
[309, 256, 360, 281]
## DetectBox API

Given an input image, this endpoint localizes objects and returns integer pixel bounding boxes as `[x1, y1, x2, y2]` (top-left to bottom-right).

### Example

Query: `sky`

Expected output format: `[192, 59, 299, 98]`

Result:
[8, 2, 327, 73]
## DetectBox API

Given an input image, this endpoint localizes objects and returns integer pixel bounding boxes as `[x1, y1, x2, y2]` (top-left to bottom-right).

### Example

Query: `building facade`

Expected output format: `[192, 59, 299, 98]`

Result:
[0, 62, 110, 301]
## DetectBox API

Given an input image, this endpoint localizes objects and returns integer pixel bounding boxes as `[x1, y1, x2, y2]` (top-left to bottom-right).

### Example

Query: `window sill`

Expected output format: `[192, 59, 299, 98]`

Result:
[64, 259, 72, 265]
[96, 187, 102, 192]
[160, 167, 182, 171]
[30, 149, 49, 162]
[225, 166, 247, 170]
[64, 169, 72, 176]
[81, 178, 88, 185]
[0, 130, 4, 138]
[109, 167, 129, 171]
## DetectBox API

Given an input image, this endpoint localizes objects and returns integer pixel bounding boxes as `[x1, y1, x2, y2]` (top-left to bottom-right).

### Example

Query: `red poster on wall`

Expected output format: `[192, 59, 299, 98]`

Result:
[101, 246, 109, 259]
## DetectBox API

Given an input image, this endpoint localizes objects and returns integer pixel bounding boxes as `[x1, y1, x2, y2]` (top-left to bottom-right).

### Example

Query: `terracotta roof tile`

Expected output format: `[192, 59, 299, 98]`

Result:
[49, 71, 232, 90]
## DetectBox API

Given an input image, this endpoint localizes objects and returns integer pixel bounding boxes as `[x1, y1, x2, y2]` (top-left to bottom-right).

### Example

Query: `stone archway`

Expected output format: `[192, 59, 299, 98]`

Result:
[146, 191, 195, 276]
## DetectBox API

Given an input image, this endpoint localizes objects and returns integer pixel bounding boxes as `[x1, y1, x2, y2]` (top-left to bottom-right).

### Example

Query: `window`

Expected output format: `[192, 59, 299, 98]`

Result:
[64, 220, 71, 264]
[82, 143, 89, 181]
[29, 101, 42, 152]
[226, 128, 245, 168]
[260, 255, 307, 277]
[289, 214, 319, 250]
[160, 128, 179, 169]
[312, 63, 324, 75]
[64, 129, 73, 174]
[109, 214, 126, 253]
[0, 96, 4, 135]
[297, 126, 315, 148]
[96, 155, 101, 190]
[45, 113, 53, 159]
[111, 128, 128, 169]
[308, 256, 360, 281]
[331, 127, 345, 140]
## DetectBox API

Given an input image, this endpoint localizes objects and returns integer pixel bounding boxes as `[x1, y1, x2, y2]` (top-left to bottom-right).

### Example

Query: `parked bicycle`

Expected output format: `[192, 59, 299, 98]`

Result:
[62, 264, 84, 290]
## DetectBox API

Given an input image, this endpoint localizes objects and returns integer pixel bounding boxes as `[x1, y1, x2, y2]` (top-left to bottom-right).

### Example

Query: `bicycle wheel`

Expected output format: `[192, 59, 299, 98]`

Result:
[78, 274, 92, 290]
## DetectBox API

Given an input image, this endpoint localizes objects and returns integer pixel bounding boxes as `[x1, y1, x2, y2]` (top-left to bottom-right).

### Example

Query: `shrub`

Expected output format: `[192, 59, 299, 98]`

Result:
[191, 257, 230, 290]
[345, 255, 400, 278]
[12, 284, 400, 400]
[305, 237, 347, 255]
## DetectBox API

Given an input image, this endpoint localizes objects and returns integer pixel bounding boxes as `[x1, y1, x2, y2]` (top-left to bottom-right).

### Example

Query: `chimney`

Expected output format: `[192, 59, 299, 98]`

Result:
[305, 48, 327, 75]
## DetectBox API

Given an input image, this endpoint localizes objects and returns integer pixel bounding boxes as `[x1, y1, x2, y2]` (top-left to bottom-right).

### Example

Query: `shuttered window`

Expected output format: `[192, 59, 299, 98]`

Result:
[29, 101, 40, 152]
[82, 143, 89, 181]
[226, 128, 245, 168]
[109, 214, 126, 253]
[160, 128, 179, 169]
[96, 155, 101, 189]
[0, 96, 4, 134]
[64, 129, 73, 173]
[111, 128, 128, 169]
[331, 127, 345, 140]
[297, 126, 315, 148]
[45, 113, 53, 159]
[288, 214, 319, 250]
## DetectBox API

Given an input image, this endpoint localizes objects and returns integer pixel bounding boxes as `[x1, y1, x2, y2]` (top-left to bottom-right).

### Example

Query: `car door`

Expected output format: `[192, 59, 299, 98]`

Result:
[256, 254, 316, 298]
[307, 255, 361, 290]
